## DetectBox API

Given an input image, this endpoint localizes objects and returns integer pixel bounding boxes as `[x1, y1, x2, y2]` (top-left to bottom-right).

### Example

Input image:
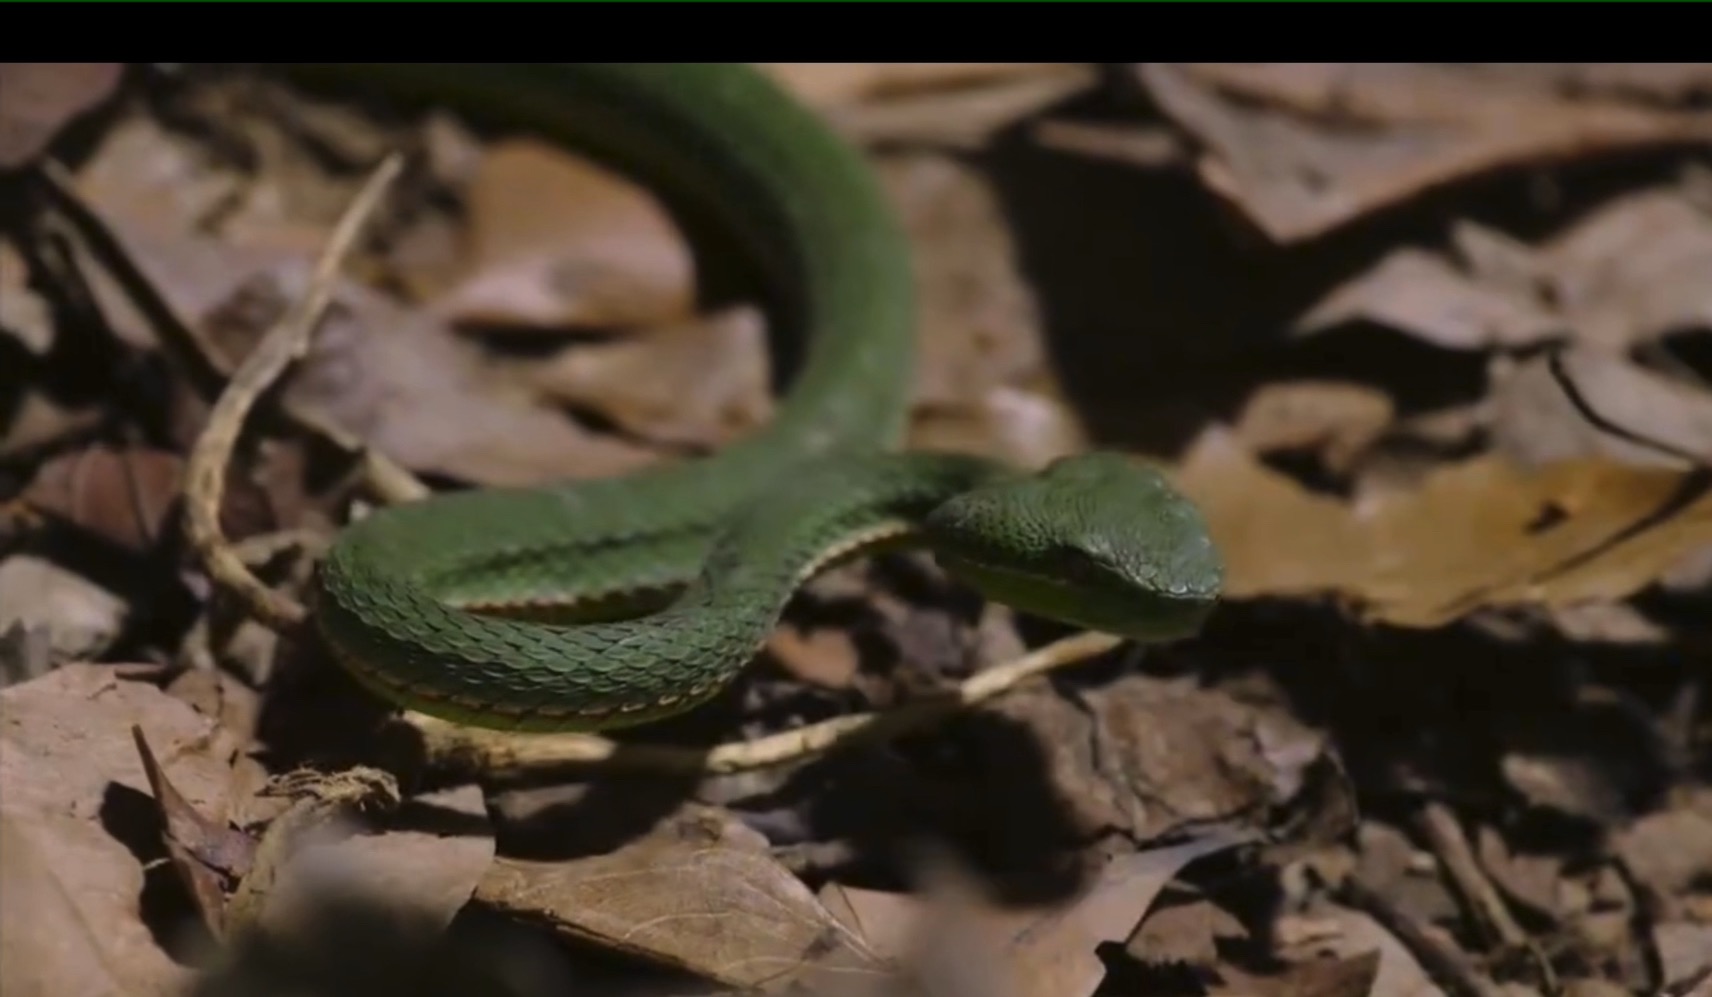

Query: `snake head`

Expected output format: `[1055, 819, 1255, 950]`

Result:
[923, 453, 1222, 641]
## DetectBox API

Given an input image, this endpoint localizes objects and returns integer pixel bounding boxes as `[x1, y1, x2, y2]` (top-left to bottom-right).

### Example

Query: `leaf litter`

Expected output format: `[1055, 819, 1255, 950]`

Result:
[1, 62, 1711, 997]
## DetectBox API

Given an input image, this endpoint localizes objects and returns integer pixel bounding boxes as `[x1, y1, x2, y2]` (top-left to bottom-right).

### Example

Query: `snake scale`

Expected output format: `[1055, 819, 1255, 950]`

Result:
[294, 64, 1224, 732]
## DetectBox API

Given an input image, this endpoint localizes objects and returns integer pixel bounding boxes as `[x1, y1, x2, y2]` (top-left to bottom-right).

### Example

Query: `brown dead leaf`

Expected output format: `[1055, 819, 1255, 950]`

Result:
[0, 390, 104, 460]
[0, 237, 54, 355]
[1174, 429, 1712, 627]
[1139, 63, 1712, 243]
[1657, 923, 1712, 992]
[25, 444, 275, 554]
[1475, 825, 1563, 923]
[1299, 178, 1712, 353]
[767, 625, 863, 690]
[0, 63, 123, 170]
[205, 260, 660, 487]
[827, 68, 1097, 150]
[1031, 120, 1190, 170]
[166, 668, 264, 747]
[432, 138, 694, 331]
[1214, 951, 1381, 997]
[988, 671, 1337, 848]
[760, 64, 1078, 109]
[1613, 791, 1712, 903]
[1007, 835, 1253, 997]
[1127, 896, 1248, 970]
[1233, 380, 1395, 472]
[0, 554, 127, 665]
[879, 154, 1051, 415]
[1295, 245, 1563, 351]
[74, 117, 259, 264]
[515, 305, 772, 451]
[910, 386, 1088, 470]
[475, 806, 888, 991]
[1271, 905, 1445, 997]
[0, 665, 244, 997]
[133, 727, 256, 938]
[1491, 347, 1712, 468]
[821, 834, 1249, 997]
[239, 783, 492, 943]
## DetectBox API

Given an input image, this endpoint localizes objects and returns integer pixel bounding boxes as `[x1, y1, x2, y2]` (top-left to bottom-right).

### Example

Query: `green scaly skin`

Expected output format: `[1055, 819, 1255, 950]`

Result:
[302, 64, 1224, 732]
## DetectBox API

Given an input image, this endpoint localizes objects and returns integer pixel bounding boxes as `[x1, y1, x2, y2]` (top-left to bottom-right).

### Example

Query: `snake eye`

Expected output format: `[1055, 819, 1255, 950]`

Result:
[1051, 546, 1113, 587]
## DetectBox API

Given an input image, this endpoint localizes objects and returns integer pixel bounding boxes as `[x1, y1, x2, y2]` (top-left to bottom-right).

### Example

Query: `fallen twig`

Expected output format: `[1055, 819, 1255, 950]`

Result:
[181, 153, 406, 631]
[407, 631, 1124, 778]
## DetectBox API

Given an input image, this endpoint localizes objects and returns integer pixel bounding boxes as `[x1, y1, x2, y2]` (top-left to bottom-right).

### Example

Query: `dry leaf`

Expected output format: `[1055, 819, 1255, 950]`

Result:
[988, 672, 1335, 847]
[1139, 63, 1712, 243]
[827, 68, 1097, 150]
[1006, 836, 1252, 997]
[1490, 348, 1712, 468]
[1613, 792, 1712, 902]
[133, 727, 255, 938]
[879, 154, 1050, 413]
[1475, 825, 1563, 922]
[1299, 178, 1712, 354]
[760, 64, 1078, 109]
[1657, 923, 1712, 992]
[475, 806, 888, 991]
[823, 835, 1249, 997]
[0, 666, 243, 997]
[206, 261, 660, 487]
[1031, 120, 1189, 170]
[1295, 246, 1563, 351]
[910, 386, 1088, 470]
[1233, 380, 1395, 471]
[0, 63, 123, 170]
[766, 625, 862, 690]
[74, 117, 255, 257]
[1273, 905, 1445, 997]
[432, 138, 694, 331]
[1174, 429, 1712, 627]
[25, 445, 274, 554]
[0, 237, 54, 354]
[241, 784, 492, 943]
[514, 305, 772, 450]
[0, 554, 127, 665]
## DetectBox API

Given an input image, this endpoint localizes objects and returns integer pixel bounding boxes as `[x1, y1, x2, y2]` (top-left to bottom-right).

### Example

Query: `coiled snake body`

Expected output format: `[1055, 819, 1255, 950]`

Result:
[303, 64, 1224, 732]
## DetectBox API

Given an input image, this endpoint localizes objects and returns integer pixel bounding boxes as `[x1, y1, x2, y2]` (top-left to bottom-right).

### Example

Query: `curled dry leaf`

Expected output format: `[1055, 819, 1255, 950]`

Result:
[133, 727, 256, 938]
[1138, 63, 1712, 243]
[0, 666, 243, 997]
[431, 138, 695, 331]
[474, 806, 888, 991]
[1174, 429, 1712, 628]
[0, 63, 123, 170]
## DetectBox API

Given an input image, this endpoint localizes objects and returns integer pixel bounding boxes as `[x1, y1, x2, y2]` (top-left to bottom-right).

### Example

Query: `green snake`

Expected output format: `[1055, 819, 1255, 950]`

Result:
[301, 64, 1223, 732]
